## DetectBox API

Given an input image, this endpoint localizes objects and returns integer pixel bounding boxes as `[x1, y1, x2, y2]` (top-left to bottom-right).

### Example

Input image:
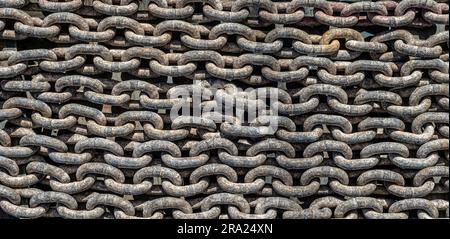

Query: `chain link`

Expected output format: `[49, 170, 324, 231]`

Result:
[0, 0, 448, 219]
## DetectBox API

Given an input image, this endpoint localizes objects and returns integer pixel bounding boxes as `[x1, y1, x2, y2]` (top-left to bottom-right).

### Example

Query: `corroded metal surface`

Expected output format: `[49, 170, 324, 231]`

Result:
[0, 0, 448, 219]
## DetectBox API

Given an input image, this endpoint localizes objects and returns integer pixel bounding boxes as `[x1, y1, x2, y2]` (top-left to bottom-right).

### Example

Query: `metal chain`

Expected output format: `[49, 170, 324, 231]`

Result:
[0, 0, 448, 219]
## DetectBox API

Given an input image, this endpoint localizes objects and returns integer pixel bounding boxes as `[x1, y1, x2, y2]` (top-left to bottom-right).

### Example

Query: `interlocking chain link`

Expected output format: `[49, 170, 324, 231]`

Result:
[0, 0, 448, 219]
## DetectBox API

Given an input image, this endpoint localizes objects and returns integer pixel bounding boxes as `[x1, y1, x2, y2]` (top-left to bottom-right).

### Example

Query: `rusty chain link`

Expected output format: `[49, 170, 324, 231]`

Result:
[0, 0, 448, 219]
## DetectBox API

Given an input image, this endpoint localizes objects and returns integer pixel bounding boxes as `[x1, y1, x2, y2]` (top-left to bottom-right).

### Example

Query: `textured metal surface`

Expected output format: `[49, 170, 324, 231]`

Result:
[0, 0, 448, 219]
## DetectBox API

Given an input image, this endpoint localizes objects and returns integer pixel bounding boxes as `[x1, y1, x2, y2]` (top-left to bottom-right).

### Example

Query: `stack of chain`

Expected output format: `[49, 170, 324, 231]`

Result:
[0, 0, 449, 219]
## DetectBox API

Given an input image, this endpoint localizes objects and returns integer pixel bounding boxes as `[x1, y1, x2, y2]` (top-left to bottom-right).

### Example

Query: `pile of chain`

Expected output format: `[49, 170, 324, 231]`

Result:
[0, 0, 449, 219]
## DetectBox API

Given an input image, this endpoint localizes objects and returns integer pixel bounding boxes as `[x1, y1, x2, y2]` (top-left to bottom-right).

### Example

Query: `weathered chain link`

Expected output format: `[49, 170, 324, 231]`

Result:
[0, 0, 448, 219]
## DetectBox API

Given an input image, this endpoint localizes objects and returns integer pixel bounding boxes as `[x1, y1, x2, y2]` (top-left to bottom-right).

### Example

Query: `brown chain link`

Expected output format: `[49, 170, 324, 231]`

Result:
[0, 0, 448, 219]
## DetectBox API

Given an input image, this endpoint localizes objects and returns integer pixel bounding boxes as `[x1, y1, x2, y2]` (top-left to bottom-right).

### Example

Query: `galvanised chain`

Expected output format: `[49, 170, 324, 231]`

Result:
[0, 0, 448, 219]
